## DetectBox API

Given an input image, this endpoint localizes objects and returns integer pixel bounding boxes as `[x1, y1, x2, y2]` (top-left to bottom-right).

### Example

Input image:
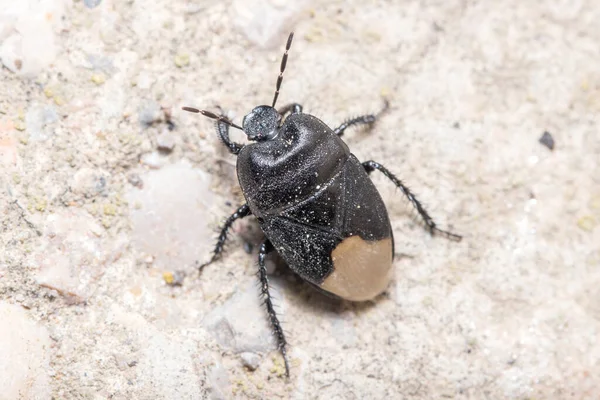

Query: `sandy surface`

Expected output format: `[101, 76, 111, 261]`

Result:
[1, 0, 599, 399]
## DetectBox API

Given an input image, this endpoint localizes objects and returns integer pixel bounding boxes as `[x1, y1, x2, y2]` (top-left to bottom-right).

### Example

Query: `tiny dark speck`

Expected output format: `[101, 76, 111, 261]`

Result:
[539, 131, 555, 150]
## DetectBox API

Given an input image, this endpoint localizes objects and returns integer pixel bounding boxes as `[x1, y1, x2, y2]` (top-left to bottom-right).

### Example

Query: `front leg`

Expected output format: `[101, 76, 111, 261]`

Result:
[198, 204, 251, 271]
[212, 106, 245, 155]
[257, 240, 290, 377]
[363, 160, 462, 241]
[277, 103, 303, 119]
[215, 120, 244, 155]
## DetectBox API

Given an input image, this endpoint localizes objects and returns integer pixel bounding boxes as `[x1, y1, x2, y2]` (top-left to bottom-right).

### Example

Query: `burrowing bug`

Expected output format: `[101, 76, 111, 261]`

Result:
[183, 32, 461, 377]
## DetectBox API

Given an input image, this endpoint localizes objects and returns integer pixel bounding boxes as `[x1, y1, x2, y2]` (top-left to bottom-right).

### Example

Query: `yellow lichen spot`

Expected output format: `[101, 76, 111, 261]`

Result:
[174, 53, 190, 68]
[581, 79, 590, 91]
[365, 29, 382, 42]
[577, 216, 596, 232]
[163, 271, 174, 284]
[53, 96, 65, 106]
[19, 135, 28, 145]
[12, 174, 21, 184]
[91, 73, 106, 85]
[44, 87, 54, 98]
[34, 198, 47, 212]
[269, 355, 286, 377]
[304, 27, 324, 43]
[14, 121, 26, 131]
[103, 203, 117, 216]
[422, 296, 433, 307]
[102, 217, 112, 229]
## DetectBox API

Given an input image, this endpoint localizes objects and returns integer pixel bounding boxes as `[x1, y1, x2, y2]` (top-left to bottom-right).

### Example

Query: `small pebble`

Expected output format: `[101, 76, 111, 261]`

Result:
[163, 270, 186, 286]
[25, 104, 58, 141]
[139, 100, 162, 126]
[240, 352, 261, 371]
[141, 151, 167, 169]
[127, 173, 144, 188]
[157, 129, 176, 152]
[84, 0, 103, 8]
[539, 131, 555, 150]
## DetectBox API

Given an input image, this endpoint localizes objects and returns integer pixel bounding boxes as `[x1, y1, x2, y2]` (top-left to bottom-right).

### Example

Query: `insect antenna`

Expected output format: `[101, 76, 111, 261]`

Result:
[271, 32, 295, 108]
[181, 107, 243, 130]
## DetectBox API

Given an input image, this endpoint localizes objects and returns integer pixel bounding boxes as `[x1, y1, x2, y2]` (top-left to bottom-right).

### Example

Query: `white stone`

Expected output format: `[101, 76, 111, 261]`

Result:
[240, 351, 261, 370]
[34, 209, 123, 300]
[0, 302, 51, 399]
[140, 151, 168, 169]
[0, 0, 66, 76]
[233, 0, 313, 48]
[126, 160, 223, 270]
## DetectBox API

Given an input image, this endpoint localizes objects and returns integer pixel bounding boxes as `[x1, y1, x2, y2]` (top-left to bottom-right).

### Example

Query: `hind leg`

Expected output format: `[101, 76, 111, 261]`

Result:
[363, 160, 462, 241]
[257, 240, 290, 377]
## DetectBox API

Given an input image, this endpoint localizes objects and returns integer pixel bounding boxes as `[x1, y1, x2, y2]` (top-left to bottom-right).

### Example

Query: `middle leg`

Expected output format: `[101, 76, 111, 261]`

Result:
[198, 204, 251, 271]
[257, 240, 290, 377]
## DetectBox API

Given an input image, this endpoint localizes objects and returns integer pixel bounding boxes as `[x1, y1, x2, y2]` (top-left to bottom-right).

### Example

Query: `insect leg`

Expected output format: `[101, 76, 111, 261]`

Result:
[334, 99, 389, 137]
[277, 103, 303, 118]
[257, 240, 290, 377]
[198, 204, 251, 272]
[210, 106, 244, 155]
[362, 160, 462, 241]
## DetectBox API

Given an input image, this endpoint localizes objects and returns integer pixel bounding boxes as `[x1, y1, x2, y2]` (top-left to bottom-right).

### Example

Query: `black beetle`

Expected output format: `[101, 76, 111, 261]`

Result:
[183, 32, 461, 377]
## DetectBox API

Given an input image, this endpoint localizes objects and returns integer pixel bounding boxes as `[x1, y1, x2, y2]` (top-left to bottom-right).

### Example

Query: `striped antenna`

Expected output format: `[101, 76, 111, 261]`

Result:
[182, 107, 243, 130]
[271, 32, 294, 108]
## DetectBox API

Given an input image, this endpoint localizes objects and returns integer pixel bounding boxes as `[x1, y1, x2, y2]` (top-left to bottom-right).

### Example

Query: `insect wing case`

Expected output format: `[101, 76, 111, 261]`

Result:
[237, 114, 393, 301]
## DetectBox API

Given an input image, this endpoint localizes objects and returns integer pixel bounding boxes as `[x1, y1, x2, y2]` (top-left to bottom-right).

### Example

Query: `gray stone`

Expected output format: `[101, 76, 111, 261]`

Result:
[84, 0, 103, 9]
[139, 100, 162, 126]
[71, 167, 109, 198]
[25, 104, 58, 141]
[127, 173, 144, 188]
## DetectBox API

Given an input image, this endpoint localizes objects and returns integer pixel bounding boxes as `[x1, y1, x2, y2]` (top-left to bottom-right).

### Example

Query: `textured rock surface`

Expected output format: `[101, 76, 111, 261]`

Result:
[0, 302, 51, 399]
[1, 0, 599, 399]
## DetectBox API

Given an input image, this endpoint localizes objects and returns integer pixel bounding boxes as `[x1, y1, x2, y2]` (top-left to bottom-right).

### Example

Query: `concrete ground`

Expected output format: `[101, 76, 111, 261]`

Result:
[1, 0, 599, 399]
